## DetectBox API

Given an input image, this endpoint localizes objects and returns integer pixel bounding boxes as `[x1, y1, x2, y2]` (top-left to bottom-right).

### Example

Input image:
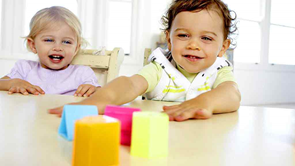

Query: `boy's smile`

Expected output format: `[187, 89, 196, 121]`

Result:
[183, 54, 204, 62]
[166, 10, 230, 73]
[28, 22, 78, 70]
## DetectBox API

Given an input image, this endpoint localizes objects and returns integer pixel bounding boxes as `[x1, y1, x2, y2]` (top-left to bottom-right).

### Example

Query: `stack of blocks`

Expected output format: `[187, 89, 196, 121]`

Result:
[58, 104, 169, 165]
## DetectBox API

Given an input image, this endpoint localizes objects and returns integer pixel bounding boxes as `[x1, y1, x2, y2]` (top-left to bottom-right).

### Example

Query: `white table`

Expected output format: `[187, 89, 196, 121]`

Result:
[0, 91, 294, 166]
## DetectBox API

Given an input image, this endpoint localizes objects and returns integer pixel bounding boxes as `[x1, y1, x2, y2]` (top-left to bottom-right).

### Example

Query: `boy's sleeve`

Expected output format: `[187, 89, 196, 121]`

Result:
[212, 66, 236, 89]
[138, 62, 163, 93]
[79, 66, 101, 87]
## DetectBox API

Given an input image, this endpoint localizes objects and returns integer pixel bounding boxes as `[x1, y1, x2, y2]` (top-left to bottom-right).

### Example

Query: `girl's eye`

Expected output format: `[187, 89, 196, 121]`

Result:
[202, 36, 213, 41]
[177, 34, 190, 38]
[44, 39, 53, 42]
[62, 40, 72, 44]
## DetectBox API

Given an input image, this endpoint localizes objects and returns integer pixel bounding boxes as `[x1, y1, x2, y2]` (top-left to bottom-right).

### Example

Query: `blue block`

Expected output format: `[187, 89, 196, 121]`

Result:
[58, 105, 98, 141]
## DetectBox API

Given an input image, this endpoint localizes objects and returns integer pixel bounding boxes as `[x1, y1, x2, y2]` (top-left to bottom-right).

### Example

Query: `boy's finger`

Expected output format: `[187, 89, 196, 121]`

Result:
[163, 105, 178, 111]
[48, 106, 64, 114]
[174, 109, 212, 121]
[194, 109, 212, 119]
[174, 109, 199, 121]
[162, 105, 183, 121]
[162, 105, 182, 115]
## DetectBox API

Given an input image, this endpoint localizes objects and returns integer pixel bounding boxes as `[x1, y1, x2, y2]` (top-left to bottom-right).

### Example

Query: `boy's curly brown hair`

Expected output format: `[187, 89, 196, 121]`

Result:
[162, 0, 237, 45]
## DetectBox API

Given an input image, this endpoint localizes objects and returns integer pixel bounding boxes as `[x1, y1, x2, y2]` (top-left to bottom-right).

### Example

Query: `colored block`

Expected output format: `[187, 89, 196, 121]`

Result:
[58, 105, 98, 141]
[131, 112, 169, 158]
[72, 116, 120, 166]
[104, 105, 141, 145]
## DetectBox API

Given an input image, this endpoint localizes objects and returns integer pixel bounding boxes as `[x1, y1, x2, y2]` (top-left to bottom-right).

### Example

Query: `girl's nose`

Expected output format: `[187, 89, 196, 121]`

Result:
[52, 43, 63, 52]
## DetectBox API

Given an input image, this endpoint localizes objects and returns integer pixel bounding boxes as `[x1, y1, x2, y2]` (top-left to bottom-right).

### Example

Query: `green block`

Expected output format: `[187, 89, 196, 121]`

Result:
[130, 112, 169, 158]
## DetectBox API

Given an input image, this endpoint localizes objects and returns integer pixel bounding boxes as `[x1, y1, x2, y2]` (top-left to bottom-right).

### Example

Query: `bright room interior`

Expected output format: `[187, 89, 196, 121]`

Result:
[0, 0, 294, 107]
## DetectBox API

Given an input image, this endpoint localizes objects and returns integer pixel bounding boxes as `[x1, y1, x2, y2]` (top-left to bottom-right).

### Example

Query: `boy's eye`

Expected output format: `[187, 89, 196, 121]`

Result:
[62, 40, 72, 44]
[44, 39, 53, 42]
[201, 36, 213, 41]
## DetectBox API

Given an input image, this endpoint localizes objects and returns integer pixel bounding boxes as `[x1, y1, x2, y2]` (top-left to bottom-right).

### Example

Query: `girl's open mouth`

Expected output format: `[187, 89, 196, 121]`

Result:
[49, 55, 64, 63]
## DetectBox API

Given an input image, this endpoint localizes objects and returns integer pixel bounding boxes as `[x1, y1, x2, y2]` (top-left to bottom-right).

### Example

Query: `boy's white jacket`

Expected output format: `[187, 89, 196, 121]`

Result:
[145, 47, 232, 102]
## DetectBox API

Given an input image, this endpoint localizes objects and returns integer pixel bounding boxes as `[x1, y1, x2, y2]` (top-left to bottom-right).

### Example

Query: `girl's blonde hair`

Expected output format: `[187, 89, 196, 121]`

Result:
[25, 6, 86, 54]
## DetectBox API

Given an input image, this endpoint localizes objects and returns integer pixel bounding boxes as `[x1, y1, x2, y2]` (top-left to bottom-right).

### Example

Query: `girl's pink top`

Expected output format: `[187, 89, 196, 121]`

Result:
[7, 60, 100, 95]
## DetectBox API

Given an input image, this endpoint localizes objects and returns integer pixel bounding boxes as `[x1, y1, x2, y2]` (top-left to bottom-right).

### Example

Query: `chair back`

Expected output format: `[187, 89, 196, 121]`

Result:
[71, 48, 124, 86]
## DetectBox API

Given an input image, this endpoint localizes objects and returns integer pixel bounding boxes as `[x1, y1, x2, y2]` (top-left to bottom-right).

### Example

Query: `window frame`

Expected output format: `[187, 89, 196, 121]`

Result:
[234, 0, 295, 72]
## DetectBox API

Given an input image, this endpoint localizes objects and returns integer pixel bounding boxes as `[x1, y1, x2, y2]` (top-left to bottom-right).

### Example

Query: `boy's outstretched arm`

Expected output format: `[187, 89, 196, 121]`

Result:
[48, 74, 148, 116]
[163, 81, 241, 121]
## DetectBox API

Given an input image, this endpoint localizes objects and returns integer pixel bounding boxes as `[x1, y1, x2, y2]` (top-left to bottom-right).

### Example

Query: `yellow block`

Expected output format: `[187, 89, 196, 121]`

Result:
[72, 116, 120, 166]
[131, 112, 169, 158]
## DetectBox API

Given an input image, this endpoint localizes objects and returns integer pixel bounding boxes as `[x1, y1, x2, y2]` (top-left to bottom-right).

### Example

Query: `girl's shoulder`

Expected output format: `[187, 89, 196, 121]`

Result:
[68, 64, 93, 72]
[67, 64, 96, 77]
[14, 59, 39, 71]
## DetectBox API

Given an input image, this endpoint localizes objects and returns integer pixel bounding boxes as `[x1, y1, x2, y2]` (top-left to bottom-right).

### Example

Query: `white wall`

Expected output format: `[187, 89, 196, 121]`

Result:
[235, 70, 295, 105]
[0, 59, 17, 77]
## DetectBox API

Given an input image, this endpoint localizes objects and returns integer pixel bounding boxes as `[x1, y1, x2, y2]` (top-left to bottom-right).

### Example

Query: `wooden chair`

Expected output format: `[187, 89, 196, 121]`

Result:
[71, 47, 124, 86]
[143, 48, 152, 66]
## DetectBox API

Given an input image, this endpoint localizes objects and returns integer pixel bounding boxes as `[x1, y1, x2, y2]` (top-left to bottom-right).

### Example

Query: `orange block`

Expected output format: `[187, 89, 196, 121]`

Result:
[72, 116, 120, 166]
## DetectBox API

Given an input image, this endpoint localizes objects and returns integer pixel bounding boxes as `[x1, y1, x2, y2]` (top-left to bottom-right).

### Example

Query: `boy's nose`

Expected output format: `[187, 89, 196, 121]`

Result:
[186, 40, 201, 51]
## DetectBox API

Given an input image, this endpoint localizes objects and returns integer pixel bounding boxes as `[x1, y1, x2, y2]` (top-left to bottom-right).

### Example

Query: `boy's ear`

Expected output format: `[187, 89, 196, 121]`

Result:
[165, 30, 172, 51]
[27, 38, 37, 54]
[218, 39, 230, 57]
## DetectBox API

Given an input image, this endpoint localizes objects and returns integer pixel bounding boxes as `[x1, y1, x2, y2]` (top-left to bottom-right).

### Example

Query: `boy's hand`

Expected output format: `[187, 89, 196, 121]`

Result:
[48, 97, 106, 117]
[48, 105, 64, 117]
[8, 78, 45, 95]
[162, 98, 213, 121]
[48, 103, 81, 117]
[74, 84, 100, 97]
[163, 82, 240, 122]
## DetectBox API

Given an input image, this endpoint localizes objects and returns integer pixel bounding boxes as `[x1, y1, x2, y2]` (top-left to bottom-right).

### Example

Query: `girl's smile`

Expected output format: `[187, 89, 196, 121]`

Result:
[28, 22, 79, 70]
[48, 54, 65, 63]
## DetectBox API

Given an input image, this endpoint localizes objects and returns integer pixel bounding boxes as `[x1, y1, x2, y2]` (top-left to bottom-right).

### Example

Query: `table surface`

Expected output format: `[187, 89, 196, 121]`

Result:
[0, 91, 294, 166]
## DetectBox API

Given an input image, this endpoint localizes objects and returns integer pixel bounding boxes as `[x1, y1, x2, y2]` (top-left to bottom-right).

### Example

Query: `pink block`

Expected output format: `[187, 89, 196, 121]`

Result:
[104, 105, 141, 146]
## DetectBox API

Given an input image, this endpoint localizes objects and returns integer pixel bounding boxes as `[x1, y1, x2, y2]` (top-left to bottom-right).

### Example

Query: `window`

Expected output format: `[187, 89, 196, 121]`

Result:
[269, 0, 295, 65]
[223, 0, 263, 64]
[106, 0, 132, 55]
[224, 0, 295, 66]
[0, 0, 2, 46]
